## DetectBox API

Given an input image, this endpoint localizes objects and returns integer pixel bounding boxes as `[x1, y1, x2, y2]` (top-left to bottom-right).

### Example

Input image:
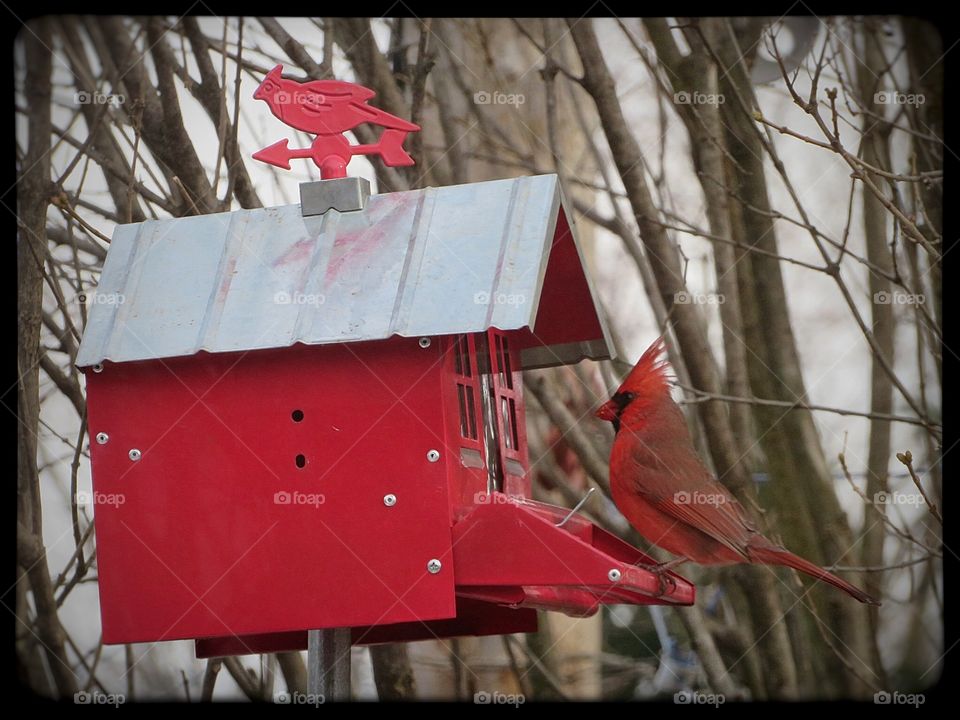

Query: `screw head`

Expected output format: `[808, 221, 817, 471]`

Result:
[426, 449, 440, 463]
[608, 568, 622, 582]
[383, 493, 397, 507]
[95, 432, 109, 445]
[418, 337, 431, 348]
[92, 363, 104, 373]
[427, 559, 442, 574]
[128, 448, 142, 462]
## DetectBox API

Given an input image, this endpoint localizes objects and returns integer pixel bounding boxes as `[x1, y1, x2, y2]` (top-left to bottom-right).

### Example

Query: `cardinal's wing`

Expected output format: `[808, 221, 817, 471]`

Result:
[615, 435, 758, 559]
[348, 103, 420, 132]
[301, 80, 375, 101]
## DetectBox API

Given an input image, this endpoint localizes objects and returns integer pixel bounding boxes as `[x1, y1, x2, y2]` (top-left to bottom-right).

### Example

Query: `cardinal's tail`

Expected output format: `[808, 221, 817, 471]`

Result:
[749, 545, 880, 605]
[366, 107, 420, 132]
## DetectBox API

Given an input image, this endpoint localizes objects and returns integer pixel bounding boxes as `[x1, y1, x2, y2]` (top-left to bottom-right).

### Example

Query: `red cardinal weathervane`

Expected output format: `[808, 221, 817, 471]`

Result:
[252, 64, 420, 178]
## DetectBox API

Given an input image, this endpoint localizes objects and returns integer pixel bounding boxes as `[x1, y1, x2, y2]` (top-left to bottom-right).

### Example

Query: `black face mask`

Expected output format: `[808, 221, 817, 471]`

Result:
[610, 390, 635, 434]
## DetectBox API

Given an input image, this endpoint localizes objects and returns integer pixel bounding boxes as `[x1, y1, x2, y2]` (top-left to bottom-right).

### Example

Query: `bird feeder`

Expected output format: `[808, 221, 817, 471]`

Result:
[76, 67, 694, 663]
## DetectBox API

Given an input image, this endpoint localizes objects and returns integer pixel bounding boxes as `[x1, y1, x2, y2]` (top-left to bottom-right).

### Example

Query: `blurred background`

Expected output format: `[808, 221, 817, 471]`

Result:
[15, 15, 942, 701]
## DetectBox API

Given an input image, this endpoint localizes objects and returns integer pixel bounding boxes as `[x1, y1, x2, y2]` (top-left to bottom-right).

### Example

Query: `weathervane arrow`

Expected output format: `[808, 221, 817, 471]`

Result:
[251, 64, 420, 179]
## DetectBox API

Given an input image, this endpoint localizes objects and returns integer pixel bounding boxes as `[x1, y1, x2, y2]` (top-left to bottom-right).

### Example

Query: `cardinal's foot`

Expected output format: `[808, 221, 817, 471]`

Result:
[654, 571, 678, 597]
[632, 557, 688, 572]
[632, 557, 686, 597]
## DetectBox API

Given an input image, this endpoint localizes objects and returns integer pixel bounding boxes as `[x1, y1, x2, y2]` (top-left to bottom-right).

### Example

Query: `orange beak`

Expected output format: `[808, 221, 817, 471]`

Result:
[595, 400, 617, 423]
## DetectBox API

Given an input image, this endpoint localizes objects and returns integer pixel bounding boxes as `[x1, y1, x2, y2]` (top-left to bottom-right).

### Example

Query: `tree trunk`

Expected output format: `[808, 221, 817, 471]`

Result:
[17, 18, 79, 699]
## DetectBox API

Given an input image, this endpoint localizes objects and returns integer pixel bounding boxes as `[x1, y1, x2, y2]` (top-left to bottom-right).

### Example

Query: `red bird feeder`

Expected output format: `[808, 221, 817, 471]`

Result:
[77, 73, 693, 665]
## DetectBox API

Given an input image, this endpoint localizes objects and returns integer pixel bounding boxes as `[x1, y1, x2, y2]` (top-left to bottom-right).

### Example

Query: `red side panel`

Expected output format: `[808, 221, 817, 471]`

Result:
[85, 338, 456, 644]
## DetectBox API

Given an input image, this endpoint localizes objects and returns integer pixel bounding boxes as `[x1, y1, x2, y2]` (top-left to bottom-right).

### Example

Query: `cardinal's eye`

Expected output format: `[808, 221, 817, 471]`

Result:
[612, 391, 636, 412]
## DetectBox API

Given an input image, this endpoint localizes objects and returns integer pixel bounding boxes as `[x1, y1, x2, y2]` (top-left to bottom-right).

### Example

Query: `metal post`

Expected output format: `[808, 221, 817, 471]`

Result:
[307, 628, 352, 701]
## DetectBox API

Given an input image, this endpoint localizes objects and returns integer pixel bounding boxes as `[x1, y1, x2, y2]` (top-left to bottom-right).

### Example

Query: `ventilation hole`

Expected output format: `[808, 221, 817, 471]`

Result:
[453, 336, 463, 375]
[291, 409, 304, 422]
[466, 386, 478, 440]
[501, 396, 513, 449]
[457, 384, 469, 438]
[508, 397, 520, 450]
[502, 337, 513, 388]
[295, 454, 306, 468]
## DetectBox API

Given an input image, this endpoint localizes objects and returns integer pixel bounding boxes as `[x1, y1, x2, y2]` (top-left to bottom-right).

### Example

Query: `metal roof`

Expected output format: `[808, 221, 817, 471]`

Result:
[77, 174, 613, 370]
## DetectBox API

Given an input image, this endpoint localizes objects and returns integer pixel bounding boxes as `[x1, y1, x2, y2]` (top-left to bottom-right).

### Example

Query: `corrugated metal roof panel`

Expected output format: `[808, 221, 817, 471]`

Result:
[76, 174, 612, 369]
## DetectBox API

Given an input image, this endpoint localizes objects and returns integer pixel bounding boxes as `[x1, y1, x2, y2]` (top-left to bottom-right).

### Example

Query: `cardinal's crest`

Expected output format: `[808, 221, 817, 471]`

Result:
[252, 65, 420, 178]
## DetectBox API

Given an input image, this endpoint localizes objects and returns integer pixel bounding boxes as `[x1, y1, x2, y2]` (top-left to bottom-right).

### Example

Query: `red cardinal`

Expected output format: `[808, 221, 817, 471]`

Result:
[253, 64, 419, 136]
[595, 337, 878, 605]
